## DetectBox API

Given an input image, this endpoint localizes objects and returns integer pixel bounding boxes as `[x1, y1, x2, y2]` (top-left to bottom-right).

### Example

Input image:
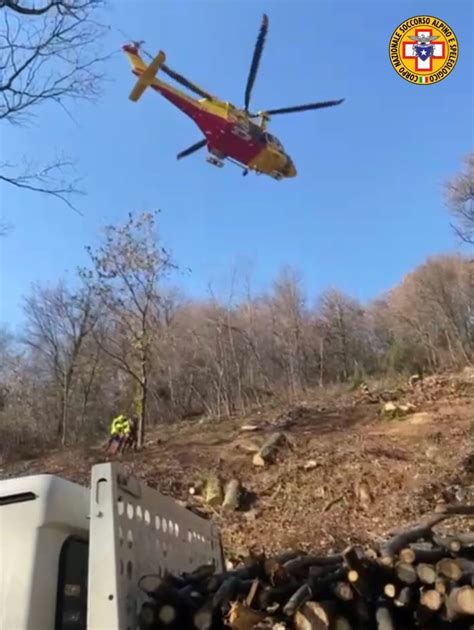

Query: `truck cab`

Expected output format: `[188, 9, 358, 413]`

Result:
[0, 474, 90, 629]
[0, 464, 223, 629]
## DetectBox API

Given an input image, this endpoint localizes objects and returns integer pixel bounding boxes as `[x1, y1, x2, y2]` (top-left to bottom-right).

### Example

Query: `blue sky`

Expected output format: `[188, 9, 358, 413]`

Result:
[1, 0, 473, 327]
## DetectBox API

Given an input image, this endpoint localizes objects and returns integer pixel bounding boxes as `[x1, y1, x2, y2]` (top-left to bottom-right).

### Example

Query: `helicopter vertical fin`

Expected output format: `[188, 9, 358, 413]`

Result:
[123, 45, 166, 102]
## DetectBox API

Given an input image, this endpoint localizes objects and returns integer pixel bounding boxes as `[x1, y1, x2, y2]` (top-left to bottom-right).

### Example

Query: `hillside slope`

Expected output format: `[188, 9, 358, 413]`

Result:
[2, 371, 473, 556]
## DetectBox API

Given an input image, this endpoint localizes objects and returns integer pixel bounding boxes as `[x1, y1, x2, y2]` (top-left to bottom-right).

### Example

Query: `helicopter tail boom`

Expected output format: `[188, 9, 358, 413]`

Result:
[123, 45, 166, 102]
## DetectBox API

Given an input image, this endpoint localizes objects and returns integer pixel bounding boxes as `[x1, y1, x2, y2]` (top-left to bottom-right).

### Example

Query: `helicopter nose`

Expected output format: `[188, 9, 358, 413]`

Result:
[285, 158, 297, 177]
[286, 163, 297, 177]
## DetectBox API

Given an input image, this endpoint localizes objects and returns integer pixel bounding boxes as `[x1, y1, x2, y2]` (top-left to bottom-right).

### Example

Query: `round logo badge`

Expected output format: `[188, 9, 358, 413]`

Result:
[389, 16, 458, 85]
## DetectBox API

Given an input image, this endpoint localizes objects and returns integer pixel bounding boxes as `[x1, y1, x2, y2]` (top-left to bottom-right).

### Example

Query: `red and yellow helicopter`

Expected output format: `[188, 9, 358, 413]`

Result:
[123, 14, 344, 180]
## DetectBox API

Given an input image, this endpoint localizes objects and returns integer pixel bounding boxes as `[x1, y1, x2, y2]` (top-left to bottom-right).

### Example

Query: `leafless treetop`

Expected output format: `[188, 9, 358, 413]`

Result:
[0, 0, 108, 214]
[443, 151, 474, 245]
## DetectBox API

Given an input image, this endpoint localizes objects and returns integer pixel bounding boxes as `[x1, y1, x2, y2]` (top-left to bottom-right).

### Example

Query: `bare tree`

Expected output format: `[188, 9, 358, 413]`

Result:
[317, 289, 369, 382]
[268, 267, 307, 397]
[22, 281, 97, 444]
[443, 151, 474, 245]
[388, 255, 473, 370]
[82, 211, 177, 448]
[0, 0, 107, 209]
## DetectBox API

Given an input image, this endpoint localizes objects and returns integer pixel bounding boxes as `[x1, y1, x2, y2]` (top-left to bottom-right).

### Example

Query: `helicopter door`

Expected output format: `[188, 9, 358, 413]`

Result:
[231, 125, 252, 141]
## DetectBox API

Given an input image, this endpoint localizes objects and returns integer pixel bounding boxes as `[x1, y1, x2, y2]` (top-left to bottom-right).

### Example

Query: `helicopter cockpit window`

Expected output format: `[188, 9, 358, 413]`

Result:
[264, 133, 283, 150]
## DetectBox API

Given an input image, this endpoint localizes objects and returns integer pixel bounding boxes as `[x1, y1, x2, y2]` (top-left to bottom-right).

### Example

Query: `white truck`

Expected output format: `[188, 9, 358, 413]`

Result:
[0, 462, 224, 629]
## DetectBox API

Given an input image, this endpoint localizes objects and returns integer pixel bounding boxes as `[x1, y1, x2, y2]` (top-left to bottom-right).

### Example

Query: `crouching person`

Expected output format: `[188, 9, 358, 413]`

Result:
[121, 415, 139, 452]
[107, 414, 127, 454]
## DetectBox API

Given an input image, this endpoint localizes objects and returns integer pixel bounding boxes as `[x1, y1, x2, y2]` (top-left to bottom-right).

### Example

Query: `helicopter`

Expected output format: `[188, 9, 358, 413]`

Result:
[123, 14, 344, 180]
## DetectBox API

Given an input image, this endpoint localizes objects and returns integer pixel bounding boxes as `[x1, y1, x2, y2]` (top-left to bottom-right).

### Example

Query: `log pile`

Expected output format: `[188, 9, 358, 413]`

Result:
[137, 506, 474, 629]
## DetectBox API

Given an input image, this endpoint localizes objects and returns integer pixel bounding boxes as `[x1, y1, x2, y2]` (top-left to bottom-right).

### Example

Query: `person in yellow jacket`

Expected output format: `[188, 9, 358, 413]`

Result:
[107, 414, 129, 453]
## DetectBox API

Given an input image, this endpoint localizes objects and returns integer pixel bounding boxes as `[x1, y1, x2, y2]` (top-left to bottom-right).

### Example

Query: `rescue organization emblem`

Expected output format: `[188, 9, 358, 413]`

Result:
[389, 16, 458, 85]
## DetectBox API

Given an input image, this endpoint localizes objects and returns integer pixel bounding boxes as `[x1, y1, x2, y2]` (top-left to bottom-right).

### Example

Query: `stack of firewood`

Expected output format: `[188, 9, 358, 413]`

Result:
[137, 506, 474, 629]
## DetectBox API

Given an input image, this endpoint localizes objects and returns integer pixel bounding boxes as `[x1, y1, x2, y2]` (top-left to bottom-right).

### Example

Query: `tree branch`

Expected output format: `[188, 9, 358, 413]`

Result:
[0, 158, 84, 214]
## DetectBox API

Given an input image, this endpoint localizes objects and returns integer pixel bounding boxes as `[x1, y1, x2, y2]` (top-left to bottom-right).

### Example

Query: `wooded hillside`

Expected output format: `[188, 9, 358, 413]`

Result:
[0, 208, 472, 459]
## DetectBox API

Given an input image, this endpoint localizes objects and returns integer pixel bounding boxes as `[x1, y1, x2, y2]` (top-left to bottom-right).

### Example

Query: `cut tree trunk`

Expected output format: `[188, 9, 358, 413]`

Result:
[252, 432, 288, 467]
[222, 479, 241, 511]
[204, 473, 223, 506]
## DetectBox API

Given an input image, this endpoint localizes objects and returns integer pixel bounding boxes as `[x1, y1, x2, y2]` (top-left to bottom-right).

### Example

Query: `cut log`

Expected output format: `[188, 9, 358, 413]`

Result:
[252, 432, 287, 466]
[416, 563, 437, 585]
[436, 558, 462, 581]
[139, 602, 157, 626]
[204, 473, 223, 506]
[353, 598, 371, 625]
[263, 557, 288, 585]
[284, 554, 343, 577]
[458, 557, 474, 579]
[307, 568, 347, 602]
[347, 569, 374, 600]
[446, 585, 474, 619]
[258, 581, 300, 610]
[375, 601, 395, 630]
[222, 479, 241, 511]
[383, 583, 396, 599]
[294, 601, 329, 630]
[294, 600, 351, 630]
[182, 563, 216, 584]
[211, 576, 240, 609]
[432, 534, 463, 554]
[398, 548, 416, 564]
[364, 548, 378, 561]
[192, 601, 214, 630]
[282, 583, 312, 616]
[342, 545, 378, 599]
[395, 562, 417, 584]
[178, 584, 204, 608]
[394, 586, 414, 608]
[333, 581, 353, 601]
[434, 578, 447, 594]
[157, 603, 176, 625]
[378, 513, 448, 561]
[226, 601, 266, 629]
[419, 588, 442, 611]
[411, 546, 445, 564]
[136, 510, 474, 629]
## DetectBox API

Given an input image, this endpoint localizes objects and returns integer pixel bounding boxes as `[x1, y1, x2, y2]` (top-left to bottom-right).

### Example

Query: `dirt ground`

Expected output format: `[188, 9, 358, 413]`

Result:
[2, 370, 473, 557]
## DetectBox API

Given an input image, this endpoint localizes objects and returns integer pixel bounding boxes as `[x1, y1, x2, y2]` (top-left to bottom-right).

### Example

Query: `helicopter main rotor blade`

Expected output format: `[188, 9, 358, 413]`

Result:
[244, 13, 269, 112]
[176, 139, 207, 160]
[263, 99, 345, 116]
[161, 63, 214, 100]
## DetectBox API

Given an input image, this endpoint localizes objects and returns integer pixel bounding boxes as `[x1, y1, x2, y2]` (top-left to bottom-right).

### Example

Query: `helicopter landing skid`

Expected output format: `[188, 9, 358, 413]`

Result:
[206, 155, 224, 168]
